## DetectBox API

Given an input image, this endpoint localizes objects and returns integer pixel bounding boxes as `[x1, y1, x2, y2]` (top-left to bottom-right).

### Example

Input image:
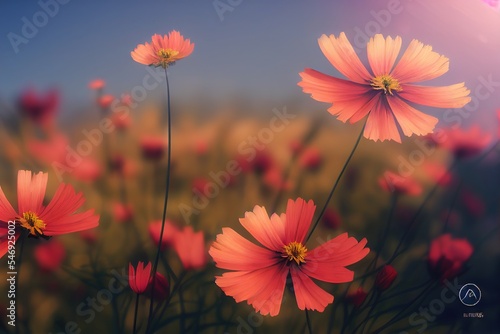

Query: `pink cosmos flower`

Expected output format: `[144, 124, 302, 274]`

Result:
[375, 265, 398, 291]
[174, 226, 207, 270]
[378, 171, 422, 196]
[436, 126, 492, 159]
[131, 31, 194, 68]
[299, 33, 471, 143]
[129, 261, 152, 294]
[209, 198, 369, 316]
[140, 135, 166, 161]
[98, 94, 114, 110]
[0, 170, 99, 257]
[428, 234, 473, 281]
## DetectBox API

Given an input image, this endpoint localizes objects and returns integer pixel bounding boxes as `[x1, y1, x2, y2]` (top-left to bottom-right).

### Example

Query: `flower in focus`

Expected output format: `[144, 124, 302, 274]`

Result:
[209, 198, 369, 316]
[88, 79, 105, 90]
[0, 170, 99, 257]
[378, 171, 422, 196]
[34, 240, 66, 273]
[148, 220, 179, 250]
[428, 234, 473, 281]
[129, 261, 152, 294]
[436, 126, 492, 159]
[375, 265, 398, 291]
[346, 287, 368, 308]
[174, 226, 207, 270]
[299, 33, 471, 143]
[131, 31, 194, 68]
[18, 87, 59, 126]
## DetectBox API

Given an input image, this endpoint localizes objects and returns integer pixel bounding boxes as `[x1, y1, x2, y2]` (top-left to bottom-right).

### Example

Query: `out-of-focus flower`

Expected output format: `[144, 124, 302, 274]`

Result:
[422, 162, 452, 187]
[146, 272, 169, 301]
[375, 265, 398, 291]
[18, 88, 59, 125]
[148, 220, 178, 250]
[0, 170, 99, 257]
[112, 203, 133, 223]
[194, 139, 209, 156]
[72, 158, 102, 183]
[436, 126, 492, 159]
[34, 240, 66, 273]
[131, 31, 194, 68]
[322, 207, 341, 230]
[299, 33, 471, 143]
[460, 190, 485, 217]
[88, 79, 105, 90]
[378, 171, 422, 196]
[129, 262, 152, 294]
[98, 94, 114, 110]
[192, 178, 212, 198]
[346, 287, 368, 308]
[111, 112, 132, 130]
[209, 198, 369, 316]
[79, 230, 98, 244]
[140, 135, 166, 161]
[27, 133, 68, 165]
[289, 140, 303, 155]
[299, 147, 323, 171]
[174, 226, 206, 270]
[263, 167, 291, 191]
[428, 234, 473, 281]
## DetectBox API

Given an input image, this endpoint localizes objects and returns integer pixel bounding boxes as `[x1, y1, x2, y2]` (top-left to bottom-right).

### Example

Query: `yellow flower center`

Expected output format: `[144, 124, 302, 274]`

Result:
[282, 241, 307, 265]
[157, 48, 179, 68]
[19, 211, 46, 236]
[370, 75, 402, 95]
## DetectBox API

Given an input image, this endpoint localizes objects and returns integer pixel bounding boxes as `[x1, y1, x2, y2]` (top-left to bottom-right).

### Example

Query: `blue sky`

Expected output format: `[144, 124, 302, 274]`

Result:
[1, 0, 499, 129]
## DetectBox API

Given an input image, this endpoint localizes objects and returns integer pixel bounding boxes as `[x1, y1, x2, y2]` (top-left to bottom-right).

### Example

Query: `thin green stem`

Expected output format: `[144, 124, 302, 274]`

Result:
[306, 121, 365, 242]
[146, 68, 173, 334]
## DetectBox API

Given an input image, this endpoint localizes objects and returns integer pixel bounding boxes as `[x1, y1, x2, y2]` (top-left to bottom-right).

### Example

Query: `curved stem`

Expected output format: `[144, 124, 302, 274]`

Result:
[306, 121, 365, 242]
[305, 309, 313, 334]
[146, 68, 173, 333]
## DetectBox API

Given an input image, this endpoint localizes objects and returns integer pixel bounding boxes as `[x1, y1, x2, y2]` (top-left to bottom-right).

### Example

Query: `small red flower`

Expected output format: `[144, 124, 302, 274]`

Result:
[140, 135, 166, 161]
[98, 94, 114, 110]
[436, 126, 492, 159]
[322, 208, 341, 230]
[428, 234, 473, 281]
[112, 203, 133, 223]
[422, 162, 452, 187]
[148, 220, 179, 250]
[146, 272, 169, 301]
[129, 261, 152, 294]
[299, 147, 323, 171]
[375, 265, 398, 291]
[88, 79, 105, 90]
[18, 88, 58, 125]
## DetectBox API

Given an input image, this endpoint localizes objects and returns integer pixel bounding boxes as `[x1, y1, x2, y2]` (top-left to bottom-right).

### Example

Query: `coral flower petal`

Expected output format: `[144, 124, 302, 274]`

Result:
[239, 206, 285, 250]
[0, 187, 17, 222]
[399, 84, 471, 108]
[387, 97, 439, 138]
[17, 170, 47, 214]
[318, 33, 372, 84]
[209, 228, 278, 271]
[290, 266, 334, 312]
[391, 39, 449, 83]
[284, 198, 315, 244]
[364, 96, 401, 142]
[215, 265, 288, 316]
[367, 34, 402, 76]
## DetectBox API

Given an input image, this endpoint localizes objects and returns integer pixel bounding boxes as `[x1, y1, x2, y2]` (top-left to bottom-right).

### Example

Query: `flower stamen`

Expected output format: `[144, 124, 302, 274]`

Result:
[157, 48, 179, 68]
[370, 75, 402, 95]
[282, 241, 307, 265]
[19, 211, 46, 236]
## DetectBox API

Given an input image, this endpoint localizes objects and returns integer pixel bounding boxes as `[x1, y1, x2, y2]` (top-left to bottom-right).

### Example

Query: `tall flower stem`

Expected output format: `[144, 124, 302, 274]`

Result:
[15, 231, 28, 334]
[306, 121, 365, 242]
[146, 68, 173, 333]
[133, 294, 140, 334]
[305, 310, 313, 334]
